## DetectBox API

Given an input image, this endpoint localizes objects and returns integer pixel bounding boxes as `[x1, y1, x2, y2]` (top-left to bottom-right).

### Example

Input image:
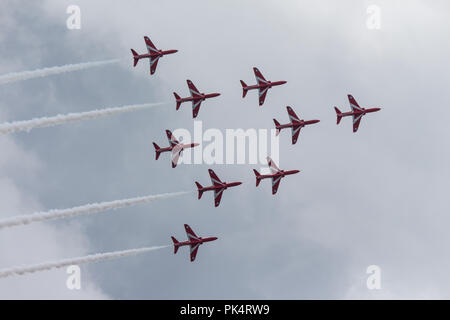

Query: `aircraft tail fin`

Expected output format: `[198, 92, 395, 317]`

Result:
[131, 49, 139, 67]
[334, 107, 343, 125]
[173, 92, 182, 110]
[273, 119, 281, 136]
[240, 80, 248, 98]
[153, 142, 161, 160]
[171, 236, 179, 254]
[253, 169, 262, 187]
[195, 182, 204, 199]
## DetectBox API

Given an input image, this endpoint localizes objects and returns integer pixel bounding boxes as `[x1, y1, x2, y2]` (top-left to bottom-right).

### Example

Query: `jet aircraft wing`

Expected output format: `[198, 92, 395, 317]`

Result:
[208, 169, 223, 186]
[272, 176, 282, 195]
[149, 56, 160, 75]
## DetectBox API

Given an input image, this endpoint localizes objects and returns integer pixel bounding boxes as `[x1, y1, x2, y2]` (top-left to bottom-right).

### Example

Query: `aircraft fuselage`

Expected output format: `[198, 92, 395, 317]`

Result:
[246, 80, 287, 91]
[258, 170, 300, 180]
[158, 143, 199, 154]
[136, 49, 178, 60]
[175, 236, 218, 249]
[177, 92, 221, 103]
[340, 107, 381, 118]
[277, 119, 320, 130]
[200, 182, 242, 193]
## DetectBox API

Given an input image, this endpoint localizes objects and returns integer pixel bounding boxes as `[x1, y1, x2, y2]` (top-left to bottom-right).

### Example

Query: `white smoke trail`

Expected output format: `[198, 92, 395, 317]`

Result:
[0, 191, 191, 229]
[0, 59, 121, 85]
[0, 102, 166, 134]
[0, 245, 169, 279]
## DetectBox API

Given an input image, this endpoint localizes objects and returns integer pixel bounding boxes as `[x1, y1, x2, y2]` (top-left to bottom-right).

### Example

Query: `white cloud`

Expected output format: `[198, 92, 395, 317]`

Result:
[0, 136, 109, 299]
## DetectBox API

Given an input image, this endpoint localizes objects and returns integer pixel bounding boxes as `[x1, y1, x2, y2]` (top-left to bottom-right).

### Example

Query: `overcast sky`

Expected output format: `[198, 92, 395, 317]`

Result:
[0, 0, 449, 299]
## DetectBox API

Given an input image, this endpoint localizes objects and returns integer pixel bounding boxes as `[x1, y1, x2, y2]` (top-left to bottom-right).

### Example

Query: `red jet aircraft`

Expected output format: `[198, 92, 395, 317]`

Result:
[130, 36, 177, 75]
[173, 80, 221, 118]
[240, 67, 287, 106]
[334, 95, 381, 133]
[153, 130, 199, 168]
[195, 169, 242, 207]
[253, 156, 300, 195]
[171, 224, 217, 262]
[273, 106, 320, 144]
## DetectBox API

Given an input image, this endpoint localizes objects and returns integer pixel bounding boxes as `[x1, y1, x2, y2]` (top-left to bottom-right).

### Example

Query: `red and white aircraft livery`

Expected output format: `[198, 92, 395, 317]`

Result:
[273, 106, 320, 144]
[171, 224, 218, 262]
[195, 169, 242, 207]
[173, 80, 221, 118]
[334, 95, 381, 133]
[253, 156, 300, 195]
[153, 130, 199, 168]
[130, 36, 178, 75]
[240, 67, 287, 106]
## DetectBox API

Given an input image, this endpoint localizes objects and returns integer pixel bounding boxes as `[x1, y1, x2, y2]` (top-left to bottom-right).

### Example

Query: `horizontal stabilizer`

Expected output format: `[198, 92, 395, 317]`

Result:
[273, 119, 281, 136]
[131, 49, 139, 67]
[171, 236, 179, 254]
[240, 80, 248, 98]
[253, 169, 261, 187]
[153, 142, 161, 160]
[173, 92, 182, 110]
[334, 106, 343, 125]
[195, 182, 204, 199]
